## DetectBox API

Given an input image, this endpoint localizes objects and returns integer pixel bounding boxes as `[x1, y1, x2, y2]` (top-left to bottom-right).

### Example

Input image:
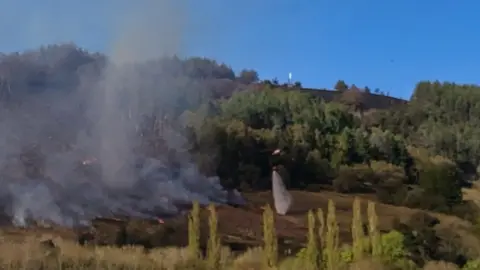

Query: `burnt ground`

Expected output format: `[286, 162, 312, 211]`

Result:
[0, 190, 478, 257]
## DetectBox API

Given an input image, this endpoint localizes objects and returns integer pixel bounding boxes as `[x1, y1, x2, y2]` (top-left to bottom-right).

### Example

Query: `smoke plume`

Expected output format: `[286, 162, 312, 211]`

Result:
[272, 171, 292, 215]
[0, 0, 244, 227]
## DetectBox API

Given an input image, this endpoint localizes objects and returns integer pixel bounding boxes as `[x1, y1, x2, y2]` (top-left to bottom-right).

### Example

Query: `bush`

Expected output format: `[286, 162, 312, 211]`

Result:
[380, 230, 408, 264]
[369, 161, 411, 205]
[333, 164, 373, 193]
[418, 159, 463, 211]
[463, 260, 480, 270]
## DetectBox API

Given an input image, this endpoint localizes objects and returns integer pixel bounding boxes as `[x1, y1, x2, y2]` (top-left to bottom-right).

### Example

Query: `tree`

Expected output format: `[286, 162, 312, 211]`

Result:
[238, 69, 259, 84]
[188, 201, 201, 259]
[262, 204, 278, 268]
[207, 204, 221, 269]
[334, 80, 349, 91]
[339, 86, 366, 113]
[418, 159, 462, 210]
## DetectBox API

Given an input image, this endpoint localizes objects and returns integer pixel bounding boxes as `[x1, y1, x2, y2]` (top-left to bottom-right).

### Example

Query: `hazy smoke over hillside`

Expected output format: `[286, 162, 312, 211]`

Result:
[0, 0, 242, 226]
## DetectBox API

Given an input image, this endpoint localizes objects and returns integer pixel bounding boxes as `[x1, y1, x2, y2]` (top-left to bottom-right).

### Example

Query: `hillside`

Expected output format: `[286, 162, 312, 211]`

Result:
[0, 44, 480, 268]
[296, 87, 407, 110]
[0, 44, 405, 112]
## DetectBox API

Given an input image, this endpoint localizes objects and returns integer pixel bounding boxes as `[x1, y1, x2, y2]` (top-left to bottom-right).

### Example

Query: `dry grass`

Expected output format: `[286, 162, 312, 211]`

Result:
[0, 236, 301, 270]
[0, 190, 479, 269]
[463, 184, 480, 210]
[0, 235, 232, 269]
[0, 237, 390, 270]
[423, 260, 460, 270]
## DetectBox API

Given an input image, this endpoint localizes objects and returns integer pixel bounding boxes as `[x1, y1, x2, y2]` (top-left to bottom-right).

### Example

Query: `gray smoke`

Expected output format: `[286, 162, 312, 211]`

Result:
[272, 170, 292, 215]
[0, 0, 245, 227]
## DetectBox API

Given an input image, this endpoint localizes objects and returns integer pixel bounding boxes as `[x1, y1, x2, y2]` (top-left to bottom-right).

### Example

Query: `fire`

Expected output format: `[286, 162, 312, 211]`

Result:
[81, 157, 97, 165]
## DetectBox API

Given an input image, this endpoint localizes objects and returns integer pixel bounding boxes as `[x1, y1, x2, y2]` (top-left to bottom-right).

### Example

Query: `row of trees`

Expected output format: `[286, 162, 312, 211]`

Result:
[333, 80, 388, 96]
[370, 81, 480, 177]
[185, 199, 479, 269]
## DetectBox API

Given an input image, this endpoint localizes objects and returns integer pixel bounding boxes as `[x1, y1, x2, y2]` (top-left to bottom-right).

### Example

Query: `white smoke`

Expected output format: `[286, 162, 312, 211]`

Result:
[0, 0, 245, 227]
[272, 170, 292, 215]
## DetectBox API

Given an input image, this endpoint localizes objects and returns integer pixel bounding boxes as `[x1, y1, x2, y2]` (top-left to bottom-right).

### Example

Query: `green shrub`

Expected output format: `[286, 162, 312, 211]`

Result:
[463, 260, 480, 270]
[381, 230, 408, 264]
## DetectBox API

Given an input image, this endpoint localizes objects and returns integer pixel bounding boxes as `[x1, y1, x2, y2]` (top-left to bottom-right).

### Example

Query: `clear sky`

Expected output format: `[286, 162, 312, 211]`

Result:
[1, 0, 478, 100]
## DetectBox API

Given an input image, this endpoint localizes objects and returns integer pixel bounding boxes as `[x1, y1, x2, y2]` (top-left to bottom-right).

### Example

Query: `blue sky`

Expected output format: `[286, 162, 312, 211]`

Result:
[0, 0, 478, 100]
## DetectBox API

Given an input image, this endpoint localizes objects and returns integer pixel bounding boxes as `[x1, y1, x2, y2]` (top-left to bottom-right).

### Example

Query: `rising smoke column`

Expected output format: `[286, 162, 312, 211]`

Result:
[0, 0, 246, 227]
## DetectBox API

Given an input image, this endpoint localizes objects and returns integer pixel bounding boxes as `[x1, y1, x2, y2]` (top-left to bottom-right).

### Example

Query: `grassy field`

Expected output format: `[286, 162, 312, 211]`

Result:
[0, 190, 478, 269]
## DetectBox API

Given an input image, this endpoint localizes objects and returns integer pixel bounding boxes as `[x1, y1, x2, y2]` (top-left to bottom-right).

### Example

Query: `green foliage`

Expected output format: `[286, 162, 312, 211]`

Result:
[373, 81, 480, 176]
[380, 230, 408, 264]
[418, 157, 463, 211]
[463, 260, 480, 270]
[339, 244, 353, 264]
[334, 80, 349, 92]
[184, 83, 467, 215]
[333, 164, 372, 193]
[191, 88, 415, 191]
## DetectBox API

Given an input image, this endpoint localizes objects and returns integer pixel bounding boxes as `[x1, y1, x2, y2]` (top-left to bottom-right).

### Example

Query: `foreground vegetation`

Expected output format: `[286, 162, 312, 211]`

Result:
[1, 200, 479, 269]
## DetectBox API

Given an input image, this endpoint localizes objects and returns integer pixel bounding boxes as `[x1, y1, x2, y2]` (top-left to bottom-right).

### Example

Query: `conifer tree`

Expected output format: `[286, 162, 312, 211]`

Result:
[262, 204, 278, 268]
[317, 208, 326, 252]
[207, 204, 221, 269]
[325, 200, 339, 270]
[188, 201, 201, 260]
[368, 201, 382, 258]
[305, 210, 320, 269]
[352, 197, 365, 261]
